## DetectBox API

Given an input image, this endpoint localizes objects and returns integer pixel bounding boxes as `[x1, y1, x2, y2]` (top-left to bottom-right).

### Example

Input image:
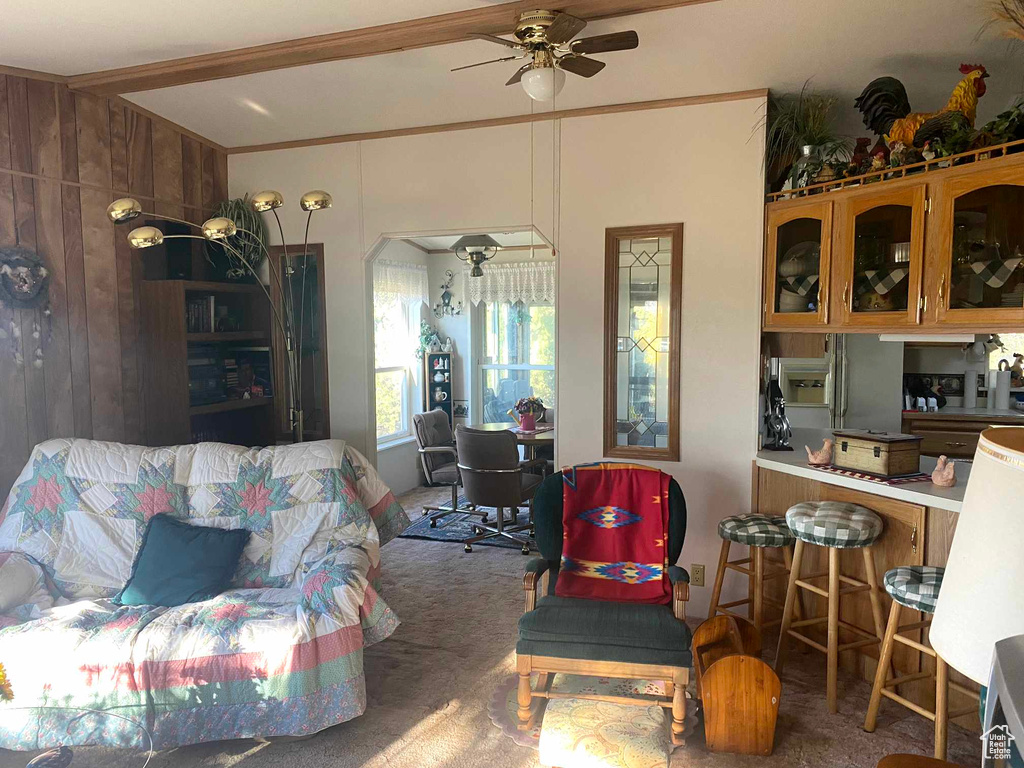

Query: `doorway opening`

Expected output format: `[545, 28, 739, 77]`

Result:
[365, 227, 556, 496]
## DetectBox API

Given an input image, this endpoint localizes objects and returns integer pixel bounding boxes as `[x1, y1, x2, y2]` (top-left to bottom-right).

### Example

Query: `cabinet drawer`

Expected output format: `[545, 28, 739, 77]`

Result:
[916, 430, 979, 458]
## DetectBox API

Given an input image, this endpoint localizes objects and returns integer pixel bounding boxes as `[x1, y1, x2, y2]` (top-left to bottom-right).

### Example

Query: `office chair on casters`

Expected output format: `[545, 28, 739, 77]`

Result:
[455, 425, 545, 554]
[413, 410, 488, 527]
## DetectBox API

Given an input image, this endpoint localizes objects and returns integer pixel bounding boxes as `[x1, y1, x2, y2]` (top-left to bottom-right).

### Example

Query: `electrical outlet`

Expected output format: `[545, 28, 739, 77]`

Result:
[691, 564, 705, 587]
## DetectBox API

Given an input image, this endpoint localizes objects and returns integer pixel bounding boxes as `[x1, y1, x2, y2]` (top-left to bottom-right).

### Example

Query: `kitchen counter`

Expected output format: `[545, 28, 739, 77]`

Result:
[756, 428, 969, 513]
[903, 406, 1024, 421]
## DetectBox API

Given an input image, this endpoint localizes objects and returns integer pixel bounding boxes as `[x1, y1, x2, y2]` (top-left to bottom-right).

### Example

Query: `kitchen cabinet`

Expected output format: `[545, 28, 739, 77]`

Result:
[752, 464, 980, 731]
[763, 143, 1024, 333]
[901, 411, 1024, 458]
[927, 167, 1024, 327]
[832, 183, 927, 328]
[764, 200, 832, 329]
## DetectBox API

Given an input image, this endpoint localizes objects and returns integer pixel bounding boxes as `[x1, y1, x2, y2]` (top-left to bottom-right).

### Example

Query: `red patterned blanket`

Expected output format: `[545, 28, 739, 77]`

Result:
[555, 463, 671, 604]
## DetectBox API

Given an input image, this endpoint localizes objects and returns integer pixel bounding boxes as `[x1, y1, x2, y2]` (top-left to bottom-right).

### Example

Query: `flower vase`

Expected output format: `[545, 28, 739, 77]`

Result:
[519, 413, 536, 431]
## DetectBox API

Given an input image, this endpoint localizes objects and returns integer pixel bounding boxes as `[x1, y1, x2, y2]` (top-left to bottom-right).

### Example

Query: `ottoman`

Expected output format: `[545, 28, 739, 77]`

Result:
[539, 697, 672, 768]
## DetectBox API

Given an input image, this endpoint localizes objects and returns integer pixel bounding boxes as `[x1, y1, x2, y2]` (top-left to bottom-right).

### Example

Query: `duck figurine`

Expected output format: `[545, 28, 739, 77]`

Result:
[805, 438, 833, 466]
[931, 455, 956, 487]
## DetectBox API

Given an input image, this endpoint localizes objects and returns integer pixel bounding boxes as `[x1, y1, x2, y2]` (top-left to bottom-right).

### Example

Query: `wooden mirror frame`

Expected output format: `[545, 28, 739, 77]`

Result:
[603, 223, 682, 461]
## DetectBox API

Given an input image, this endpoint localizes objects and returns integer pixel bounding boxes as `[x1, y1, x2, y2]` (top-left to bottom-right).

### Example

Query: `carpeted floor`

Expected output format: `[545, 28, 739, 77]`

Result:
[0, 486, 981, 768]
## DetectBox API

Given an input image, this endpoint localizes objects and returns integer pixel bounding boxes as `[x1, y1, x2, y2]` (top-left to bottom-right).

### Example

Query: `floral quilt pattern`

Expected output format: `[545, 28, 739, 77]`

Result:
[0, 438, 411, 749]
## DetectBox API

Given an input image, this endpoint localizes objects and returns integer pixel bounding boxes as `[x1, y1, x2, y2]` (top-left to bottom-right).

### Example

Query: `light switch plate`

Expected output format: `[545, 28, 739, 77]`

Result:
[691, 563, 705, 587]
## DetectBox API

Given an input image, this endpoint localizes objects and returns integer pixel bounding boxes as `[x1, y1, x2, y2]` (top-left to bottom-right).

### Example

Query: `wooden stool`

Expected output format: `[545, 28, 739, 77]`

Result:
[774, 501, 888, 714]
[864, 566, 979, 761]
[708, 513, 802, 632]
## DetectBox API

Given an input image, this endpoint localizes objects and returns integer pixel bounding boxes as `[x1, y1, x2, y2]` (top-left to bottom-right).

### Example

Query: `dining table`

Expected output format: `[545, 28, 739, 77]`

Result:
[466, 422, 555, 461]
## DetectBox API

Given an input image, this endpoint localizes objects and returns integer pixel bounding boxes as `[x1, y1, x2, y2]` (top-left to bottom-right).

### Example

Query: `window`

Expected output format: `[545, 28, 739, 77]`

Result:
[478, 301, 555, 423]
[604, 224, 682, 461]
[373, 259, 428, 443]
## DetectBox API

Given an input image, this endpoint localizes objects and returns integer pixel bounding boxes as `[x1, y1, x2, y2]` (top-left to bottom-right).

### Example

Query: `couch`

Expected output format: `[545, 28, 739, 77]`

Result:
[0, 438, 410, 750]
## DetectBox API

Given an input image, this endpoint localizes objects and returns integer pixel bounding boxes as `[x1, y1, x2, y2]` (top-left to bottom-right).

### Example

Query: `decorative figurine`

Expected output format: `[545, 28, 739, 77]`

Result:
[805, 438, 834, 466]
[931, 455, 957, 487]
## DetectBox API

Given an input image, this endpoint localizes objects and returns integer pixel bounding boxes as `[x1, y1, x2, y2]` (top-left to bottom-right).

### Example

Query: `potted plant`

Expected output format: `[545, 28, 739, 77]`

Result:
[205, 194, 269, 281]
[764, 82, 852, 191]
[513, 396, 545, 431]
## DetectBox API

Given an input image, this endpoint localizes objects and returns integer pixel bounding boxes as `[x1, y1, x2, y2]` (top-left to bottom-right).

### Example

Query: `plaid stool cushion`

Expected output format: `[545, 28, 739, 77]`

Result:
[718, 514, 794, 547]
[785, 501, 883, 549]
[884, 566, 944, 613]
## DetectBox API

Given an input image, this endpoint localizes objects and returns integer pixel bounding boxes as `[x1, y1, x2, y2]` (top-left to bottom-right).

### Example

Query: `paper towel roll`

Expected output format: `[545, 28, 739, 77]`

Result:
[996, 370, 1012, 410]
[964, 371, 978, 409]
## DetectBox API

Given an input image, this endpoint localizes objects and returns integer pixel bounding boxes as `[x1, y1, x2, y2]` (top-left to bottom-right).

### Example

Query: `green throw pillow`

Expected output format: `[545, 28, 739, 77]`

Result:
[115, 515, 250, 607]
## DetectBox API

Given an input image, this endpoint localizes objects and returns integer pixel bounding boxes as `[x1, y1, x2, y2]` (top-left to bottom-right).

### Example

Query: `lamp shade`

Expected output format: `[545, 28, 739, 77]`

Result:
[931, 427, 1024, 683]
[521, 65, 565, 101]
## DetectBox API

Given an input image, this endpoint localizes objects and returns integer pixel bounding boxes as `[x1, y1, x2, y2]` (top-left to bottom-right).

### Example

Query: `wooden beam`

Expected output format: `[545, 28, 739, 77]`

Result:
[68, 0, 719, 96]
[228, 88, 767, 154]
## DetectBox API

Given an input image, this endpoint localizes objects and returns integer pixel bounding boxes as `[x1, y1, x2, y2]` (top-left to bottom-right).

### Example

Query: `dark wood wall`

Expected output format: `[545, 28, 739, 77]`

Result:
[0, 74, 227, 498]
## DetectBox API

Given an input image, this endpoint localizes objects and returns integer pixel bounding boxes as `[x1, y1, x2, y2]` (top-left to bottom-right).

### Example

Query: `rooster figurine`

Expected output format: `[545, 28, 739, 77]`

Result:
[931, 455, 956, 488]
[855, 64, 989, 148]
[805, 438, 833, 466]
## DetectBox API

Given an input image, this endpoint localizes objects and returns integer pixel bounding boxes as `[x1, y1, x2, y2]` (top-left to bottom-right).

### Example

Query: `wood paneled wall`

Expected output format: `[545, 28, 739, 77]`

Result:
[0, 74, 227, 498]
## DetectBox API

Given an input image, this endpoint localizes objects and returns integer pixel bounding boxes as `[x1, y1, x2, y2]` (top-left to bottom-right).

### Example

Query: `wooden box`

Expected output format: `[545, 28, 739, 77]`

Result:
[832, 430, 923, 477]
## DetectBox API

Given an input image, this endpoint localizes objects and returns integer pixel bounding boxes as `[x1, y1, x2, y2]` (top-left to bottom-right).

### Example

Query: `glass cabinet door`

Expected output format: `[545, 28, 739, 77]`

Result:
[837, 185, 925, 326]
[934, 177, 1024, 324]
[764, 201, 832, 328]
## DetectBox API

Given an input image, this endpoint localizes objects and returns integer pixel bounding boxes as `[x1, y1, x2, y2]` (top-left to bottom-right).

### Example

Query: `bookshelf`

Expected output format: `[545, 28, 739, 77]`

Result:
[139, 280, 275, 446]
[423, 352, 453, 425]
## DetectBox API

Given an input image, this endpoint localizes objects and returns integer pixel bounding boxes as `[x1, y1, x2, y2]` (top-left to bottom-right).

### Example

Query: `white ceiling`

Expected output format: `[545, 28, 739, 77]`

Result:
[5, 0, 1024, 149]
[407, 231, 545, 251]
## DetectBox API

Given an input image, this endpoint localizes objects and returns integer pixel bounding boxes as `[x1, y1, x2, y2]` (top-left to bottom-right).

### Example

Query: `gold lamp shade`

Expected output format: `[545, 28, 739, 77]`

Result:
[202, 217, 237, 240]
[127, 226, 163, 249]
[300, 190, 332, 211]
[252, 190, 284, 212]
[107, 197, 142, 224]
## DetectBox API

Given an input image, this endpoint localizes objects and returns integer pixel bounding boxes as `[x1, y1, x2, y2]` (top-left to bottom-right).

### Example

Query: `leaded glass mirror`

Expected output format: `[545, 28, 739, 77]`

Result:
[603, 224, 682, 461]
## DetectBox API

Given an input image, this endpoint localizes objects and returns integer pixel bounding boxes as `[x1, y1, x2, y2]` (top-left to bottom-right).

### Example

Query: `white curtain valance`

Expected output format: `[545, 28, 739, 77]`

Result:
[373, 259, 429, 306]
[465, 260, 555, 306]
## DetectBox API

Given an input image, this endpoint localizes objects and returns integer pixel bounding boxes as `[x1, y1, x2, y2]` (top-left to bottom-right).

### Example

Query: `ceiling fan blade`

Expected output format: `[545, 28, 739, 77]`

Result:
[451, 55, 523, 72]
[467, 32, 523, 50]
[545, 12, 587, 45]
[571, 30, 638, 54]
[558, 55, 606, 78]
[506, 63, 532, 86]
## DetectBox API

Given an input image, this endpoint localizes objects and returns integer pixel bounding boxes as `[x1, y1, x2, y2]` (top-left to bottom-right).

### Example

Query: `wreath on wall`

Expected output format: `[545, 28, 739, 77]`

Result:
[0, 246, 49, 308]
[0, 246, 52, 368]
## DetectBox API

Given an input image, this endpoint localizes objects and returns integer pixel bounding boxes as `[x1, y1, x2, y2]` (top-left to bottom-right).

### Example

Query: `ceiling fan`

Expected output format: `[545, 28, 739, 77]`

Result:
[452, 9, 639, 101]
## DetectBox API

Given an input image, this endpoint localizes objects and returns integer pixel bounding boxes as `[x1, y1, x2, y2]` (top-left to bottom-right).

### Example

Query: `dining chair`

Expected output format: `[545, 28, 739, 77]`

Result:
[454, 425, 545, 554]
[412, 410, 488, 528]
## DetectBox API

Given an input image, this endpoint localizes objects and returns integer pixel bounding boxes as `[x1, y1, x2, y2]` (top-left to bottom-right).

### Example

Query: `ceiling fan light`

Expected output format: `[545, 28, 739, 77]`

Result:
[521, 66, 565, 101]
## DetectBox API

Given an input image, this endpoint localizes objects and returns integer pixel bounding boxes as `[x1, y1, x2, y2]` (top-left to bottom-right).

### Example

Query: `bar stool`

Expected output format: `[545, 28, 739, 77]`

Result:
[775, 500, 888, 714]
[707, 513, 803, 633]
[864, 566, 979, 761]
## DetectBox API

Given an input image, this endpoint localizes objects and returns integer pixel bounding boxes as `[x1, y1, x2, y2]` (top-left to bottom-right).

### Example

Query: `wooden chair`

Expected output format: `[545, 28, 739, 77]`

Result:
[864, 566, 979, 761]
[515, 470, 692, 745]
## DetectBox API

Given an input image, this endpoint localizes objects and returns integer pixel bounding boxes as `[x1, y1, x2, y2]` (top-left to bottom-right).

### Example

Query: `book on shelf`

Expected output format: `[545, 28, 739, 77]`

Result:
[186, 295, 217, 333]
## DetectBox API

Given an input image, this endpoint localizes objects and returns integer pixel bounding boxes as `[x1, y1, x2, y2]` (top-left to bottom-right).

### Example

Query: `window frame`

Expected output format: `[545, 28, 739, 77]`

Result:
[475, 300, 556, 423]
[603, 223, 683, 461]
[373, 292, 419, 446]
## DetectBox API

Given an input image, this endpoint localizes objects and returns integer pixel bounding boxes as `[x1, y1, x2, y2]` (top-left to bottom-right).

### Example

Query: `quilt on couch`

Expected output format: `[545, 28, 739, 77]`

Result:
[0, 438, 410, 749]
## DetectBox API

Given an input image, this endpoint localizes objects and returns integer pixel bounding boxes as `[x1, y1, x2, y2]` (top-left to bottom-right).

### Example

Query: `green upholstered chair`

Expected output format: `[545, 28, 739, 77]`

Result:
[515, 470, 693, 745]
